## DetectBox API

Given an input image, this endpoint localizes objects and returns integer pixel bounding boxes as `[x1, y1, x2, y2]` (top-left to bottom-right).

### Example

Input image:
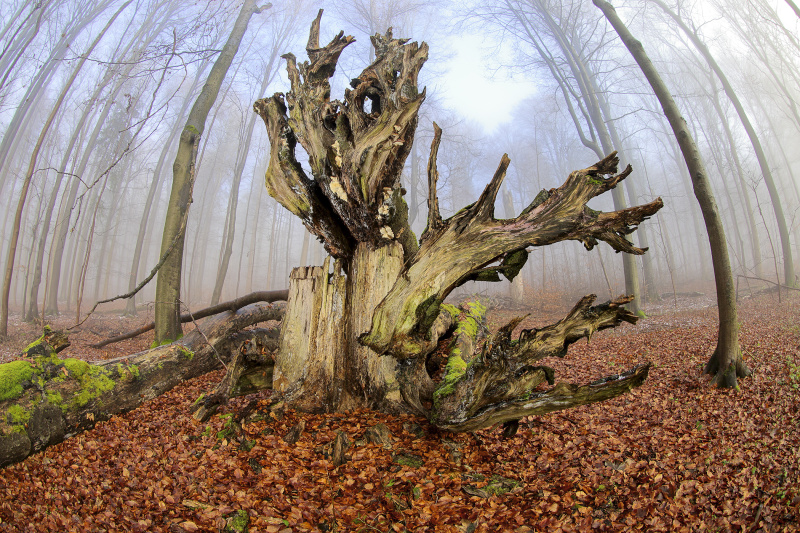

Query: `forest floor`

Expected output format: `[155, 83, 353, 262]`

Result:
[0, 290, 798, 532]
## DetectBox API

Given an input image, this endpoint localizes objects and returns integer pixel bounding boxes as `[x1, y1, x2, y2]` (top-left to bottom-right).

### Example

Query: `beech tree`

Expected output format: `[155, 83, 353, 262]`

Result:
[153, 0, 269, 344]
[648, 0, 795, 288]
[592, 0, 751, 388]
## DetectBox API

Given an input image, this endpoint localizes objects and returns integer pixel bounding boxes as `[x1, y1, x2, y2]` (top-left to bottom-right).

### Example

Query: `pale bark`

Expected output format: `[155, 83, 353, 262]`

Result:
[0, 1, 115, 195]
[503, 0, 643, 313]
[649, 0, 795, 287]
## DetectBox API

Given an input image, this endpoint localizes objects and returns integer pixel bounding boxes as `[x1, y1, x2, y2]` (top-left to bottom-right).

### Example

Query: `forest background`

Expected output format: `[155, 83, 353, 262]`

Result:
[0, 0, 798, 324]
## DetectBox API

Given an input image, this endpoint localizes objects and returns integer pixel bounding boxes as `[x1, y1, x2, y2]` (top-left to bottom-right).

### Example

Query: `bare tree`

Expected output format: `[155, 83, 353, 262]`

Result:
[209, 4, 305, 305]
[153, 0, 269, 344]
[648, 0, 795, 287]
[593, 0, 750, 388]
[0, 0, 132, 337]
[474, 0, 646, 313]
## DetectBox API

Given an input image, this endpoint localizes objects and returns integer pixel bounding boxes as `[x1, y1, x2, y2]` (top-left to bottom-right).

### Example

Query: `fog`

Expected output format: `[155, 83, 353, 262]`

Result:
[0, 0, 797, 323]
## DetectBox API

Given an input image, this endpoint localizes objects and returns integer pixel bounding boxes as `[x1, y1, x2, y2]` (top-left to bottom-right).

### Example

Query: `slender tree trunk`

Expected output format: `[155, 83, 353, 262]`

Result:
[650, 0, 794, 287]
[154, 0, 267, 344]
[706, 76, 764, 276]
[509, 0, 643, 312]
[787, 0, 800, 18]
[210, 46, 285, 305]
[593, 0, 750, 387]
[0, 1, 131, 336]
[0, 0, 51, 96]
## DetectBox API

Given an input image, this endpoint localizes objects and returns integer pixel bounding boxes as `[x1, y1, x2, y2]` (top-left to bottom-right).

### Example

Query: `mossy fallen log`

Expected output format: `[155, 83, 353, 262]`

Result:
[0, 302, 284, 468]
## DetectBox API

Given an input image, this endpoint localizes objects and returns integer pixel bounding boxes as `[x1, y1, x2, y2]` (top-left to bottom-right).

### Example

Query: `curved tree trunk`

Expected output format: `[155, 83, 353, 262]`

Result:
[649, 0, 795, 288]
[153, 0, 267, 344]
[252, 11, 661, 427]
[593, 0, 750, 388]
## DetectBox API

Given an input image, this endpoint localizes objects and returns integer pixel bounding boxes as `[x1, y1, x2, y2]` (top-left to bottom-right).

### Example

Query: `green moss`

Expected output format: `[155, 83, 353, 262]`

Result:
[2, 328, 116, 411]
[0, 361, 36, 401]
[53, 355, 116, 408]
[150, 338, 174, 349]
[465, 300, 486, 317]
[115, 363, 140, 382]
[226, 509, 249, 533]
[72, 368, 115, 408]
[455, 317, 478, 338]
[393, 453, 424, 468]
[6, 404, 30, 428]
[63, 358, 90, 378]
[433, 355, 468, 410]
[46, 390, 63, 407]
[441, 304, 460, 321]
[193, 393, 206, 407]
[179, 347, 194, 360]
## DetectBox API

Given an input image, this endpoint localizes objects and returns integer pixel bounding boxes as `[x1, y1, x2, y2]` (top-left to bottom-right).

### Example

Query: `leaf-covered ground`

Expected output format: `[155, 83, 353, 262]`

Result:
[0, 293, 798, 532]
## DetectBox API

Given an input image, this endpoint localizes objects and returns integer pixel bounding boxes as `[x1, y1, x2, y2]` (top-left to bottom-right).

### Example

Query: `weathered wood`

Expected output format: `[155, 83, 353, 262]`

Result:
[437, 364, 651, 433]
[272, 256, 347, 411]
[344, 242, 405, 411]
[0, 302, 283, 468]
[254, 9, 426, 258]
[252, 13, 660, 433]
[192, 327, 279, 421]
[362, 153, 662, 359]
[430, 295, 641, 428]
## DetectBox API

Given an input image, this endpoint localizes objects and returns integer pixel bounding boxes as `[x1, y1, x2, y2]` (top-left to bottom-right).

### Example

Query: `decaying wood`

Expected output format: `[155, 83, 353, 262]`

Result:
[91, 289, 288, 347]
[361, 152, 662, 359]
[271, 256, 348, 411]
[192, 327, 279, 421]
[430, 295, 645, 430]
[250, 12, 662, 432]
[0, 302, 283, 468]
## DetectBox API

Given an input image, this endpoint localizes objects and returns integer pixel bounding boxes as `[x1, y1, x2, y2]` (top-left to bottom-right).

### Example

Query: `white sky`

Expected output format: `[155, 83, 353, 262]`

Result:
[437, 35, 538, 133]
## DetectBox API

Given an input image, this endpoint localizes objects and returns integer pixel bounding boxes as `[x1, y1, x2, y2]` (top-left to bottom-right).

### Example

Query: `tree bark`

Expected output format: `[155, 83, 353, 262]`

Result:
[0, 302, 284, 468]
[153, 0, 267, 344]
[593, 0, 750, 388]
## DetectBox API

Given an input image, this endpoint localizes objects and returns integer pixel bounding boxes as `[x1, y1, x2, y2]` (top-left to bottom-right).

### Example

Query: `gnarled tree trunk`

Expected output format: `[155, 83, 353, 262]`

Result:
[251, 11, 662, 429]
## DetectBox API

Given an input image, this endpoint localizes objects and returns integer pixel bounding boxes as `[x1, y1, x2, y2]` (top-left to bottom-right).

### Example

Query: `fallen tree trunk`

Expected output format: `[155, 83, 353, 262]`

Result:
[90, 289, 288, 348]
[0, 302, 284, 468]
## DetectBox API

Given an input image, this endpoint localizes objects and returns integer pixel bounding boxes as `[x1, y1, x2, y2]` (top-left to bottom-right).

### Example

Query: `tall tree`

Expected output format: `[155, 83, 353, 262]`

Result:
[153, 0, 269, 344]
[479, 0, 645, 313]
[593, 0, 750, 388]
[0, 0, 132, 337]
[209, 6, 303, 305]
[648, 0, 795, 287]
